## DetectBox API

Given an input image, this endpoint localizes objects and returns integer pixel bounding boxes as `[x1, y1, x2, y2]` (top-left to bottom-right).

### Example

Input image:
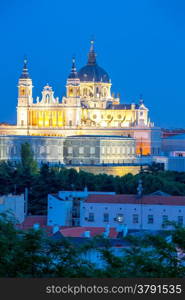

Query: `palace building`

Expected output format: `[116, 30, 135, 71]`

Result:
[0, 41, 162, 171]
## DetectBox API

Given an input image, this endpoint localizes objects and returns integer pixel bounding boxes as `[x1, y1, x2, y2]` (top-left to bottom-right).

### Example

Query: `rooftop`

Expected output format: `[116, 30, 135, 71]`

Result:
[85, 194, 185, 206]
[67, 135, 133, 139]
[60, 226, 118, 238]
[164, 134, 185, 140]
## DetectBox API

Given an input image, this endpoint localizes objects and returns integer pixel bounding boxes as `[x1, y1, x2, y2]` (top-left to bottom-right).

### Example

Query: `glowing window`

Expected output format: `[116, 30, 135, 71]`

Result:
[133, 214, 139, 224]
[68, 147, 72, 154]
[79, 147, 84, 154]
[90, 147, 95, 154]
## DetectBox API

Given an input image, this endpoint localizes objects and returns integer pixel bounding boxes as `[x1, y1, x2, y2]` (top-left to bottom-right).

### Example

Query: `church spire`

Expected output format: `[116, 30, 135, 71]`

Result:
[68, 57, 78, 79]
[87, 39, 96, 65]
[20, 58, 30, 79]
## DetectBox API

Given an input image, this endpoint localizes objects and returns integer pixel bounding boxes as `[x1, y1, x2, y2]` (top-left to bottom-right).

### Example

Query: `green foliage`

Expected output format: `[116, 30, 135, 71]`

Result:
[1, 151, 185, 213]
[0, 214, 185, 278]
[20, 142, 38, 175]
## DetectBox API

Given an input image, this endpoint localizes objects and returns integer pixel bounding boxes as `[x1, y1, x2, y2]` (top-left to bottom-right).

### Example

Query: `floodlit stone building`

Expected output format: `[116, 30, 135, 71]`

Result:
[0, 40, 161, 158]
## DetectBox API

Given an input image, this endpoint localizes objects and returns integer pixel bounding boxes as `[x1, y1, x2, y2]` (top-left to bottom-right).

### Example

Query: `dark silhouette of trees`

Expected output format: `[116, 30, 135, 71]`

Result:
[1, 213, 185, 278]
[1, 143, 185, 214]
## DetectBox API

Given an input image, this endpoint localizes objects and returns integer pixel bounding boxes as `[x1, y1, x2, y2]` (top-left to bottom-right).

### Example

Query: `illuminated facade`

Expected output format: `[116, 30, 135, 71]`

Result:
[0, 41, 161, 156]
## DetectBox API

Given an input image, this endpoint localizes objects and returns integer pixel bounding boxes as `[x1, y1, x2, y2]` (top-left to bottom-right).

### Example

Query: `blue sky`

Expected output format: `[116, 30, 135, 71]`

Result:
[0, 0, 185, 128]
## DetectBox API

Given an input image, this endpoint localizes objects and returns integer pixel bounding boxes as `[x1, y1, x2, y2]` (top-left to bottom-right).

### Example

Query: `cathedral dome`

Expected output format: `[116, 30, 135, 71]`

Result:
[78, 41, 110, 83]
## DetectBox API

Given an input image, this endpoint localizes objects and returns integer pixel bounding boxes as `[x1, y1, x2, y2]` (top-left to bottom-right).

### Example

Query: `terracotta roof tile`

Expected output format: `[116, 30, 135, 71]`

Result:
[85, 194, 185, 206]
[60, 226, 118, 238]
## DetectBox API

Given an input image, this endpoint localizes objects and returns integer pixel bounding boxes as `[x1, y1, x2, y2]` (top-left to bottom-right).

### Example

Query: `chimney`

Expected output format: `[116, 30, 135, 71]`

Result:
[103, 224, 110, 238]
[33, 223, 40, 230]
[53, 225, 60, 234]
[116, 224, 128, 237]
[116, 223, 124, 233]
[83, 230, 91, 238]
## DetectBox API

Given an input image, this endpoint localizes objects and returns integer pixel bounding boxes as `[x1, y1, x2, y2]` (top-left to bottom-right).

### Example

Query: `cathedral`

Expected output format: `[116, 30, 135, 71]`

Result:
[0, 40, 161, 169]
[17, 40, 150, 131]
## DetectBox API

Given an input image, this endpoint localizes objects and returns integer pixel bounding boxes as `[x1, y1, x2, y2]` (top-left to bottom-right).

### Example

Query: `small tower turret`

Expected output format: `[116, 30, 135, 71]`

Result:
[66, 57, 80, 98]
[17, 59, 33, 127]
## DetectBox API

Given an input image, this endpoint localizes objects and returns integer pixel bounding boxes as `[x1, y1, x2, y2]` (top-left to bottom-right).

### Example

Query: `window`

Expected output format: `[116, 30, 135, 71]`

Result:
[58, 147, 62, 154]
[107, 147, 110, 154]
[68, 147, 72, 154]
[116, 214, 124, 223]
[79, 147, 84, 154]
[102, 147, 105, 154]
[148, 215, 154, 224]
[133, 214, 139, 224]
[162, 215, 168, 222]
[88, 213, 94, 222]
[162, 215, 168, 224]
[40, 146, 45, 154]
[178, 216, 183, 226]
[90, 147, 95, 154]
[122, 147, 125, 154]
[112, 147, 115, 154]
[46, 146, 50, 154]
[103, 213, 109, 222]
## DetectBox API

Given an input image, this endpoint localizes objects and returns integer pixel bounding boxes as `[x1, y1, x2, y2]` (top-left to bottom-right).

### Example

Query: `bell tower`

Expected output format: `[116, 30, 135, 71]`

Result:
[63, 58, 81, 127]
[17, 59, 33, 127]
[66, 57, 80, 98]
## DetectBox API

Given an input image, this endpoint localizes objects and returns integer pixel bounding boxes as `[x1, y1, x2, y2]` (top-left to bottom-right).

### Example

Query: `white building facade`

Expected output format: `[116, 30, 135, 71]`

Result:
[80, 194, 185, 231]
[0, 193, 25, 223]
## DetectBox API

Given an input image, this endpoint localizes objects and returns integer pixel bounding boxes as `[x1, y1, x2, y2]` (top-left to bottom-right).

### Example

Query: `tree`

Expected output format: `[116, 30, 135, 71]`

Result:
[20, 142, 38, 175]
[1, 212, 185, 277]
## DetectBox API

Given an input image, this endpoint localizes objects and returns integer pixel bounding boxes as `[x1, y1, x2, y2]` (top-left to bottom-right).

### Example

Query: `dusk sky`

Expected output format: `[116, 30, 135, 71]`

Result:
[0, 0, 185, 128]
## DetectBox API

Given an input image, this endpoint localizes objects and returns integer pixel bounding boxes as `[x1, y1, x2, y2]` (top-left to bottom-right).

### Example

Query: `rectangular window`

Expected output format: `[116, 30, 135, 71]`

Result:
[117, 147, 120, 154]
[122, 147, 125, 154]
[13, 146, 16, 155]
[133, 214, 139, 224]
[88, 213, 94, 222]
[148, 215, 154, 224]
[103, 213, 109, 222]
[101, 147, 105, 154]
[68, 147, 72, 154]
[79, 147, 84, 154]
[112, 147, 115, 154]
[40, 146, 45, 154]
[90, 147, 95, 154]
[107, 147, 110, 154]
[178, 216, 183, 226]
[46, 146, 50, 154]
[58, 147, 62, 154]
[162, 215, 168, 224]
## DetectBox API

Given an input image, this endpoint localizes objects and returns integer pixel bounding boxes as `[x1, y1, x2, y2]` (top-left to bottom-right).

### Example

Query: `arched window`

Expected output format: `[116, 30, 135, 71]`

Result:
[83, 88, 87, 96]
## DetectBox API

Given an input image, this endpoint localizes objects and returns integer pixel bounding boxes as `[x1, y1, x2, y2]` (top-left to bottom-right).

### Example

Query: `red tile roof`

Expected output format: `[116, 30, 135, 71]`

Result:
[85, 194, 185, 206]
[17, 215, 47, 229]
[16, 215, 53, 234]
[60, 226, 118, 238]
